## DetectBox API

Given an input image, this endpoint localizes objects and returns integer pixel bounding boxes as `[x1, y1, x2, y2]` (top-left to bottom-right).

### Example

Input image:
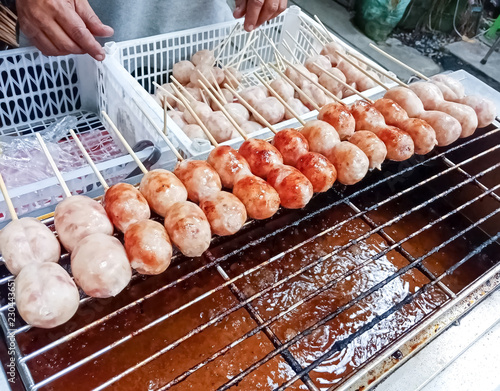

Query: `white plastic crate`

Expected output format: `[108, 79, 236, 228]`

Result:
[106, 6, 394, 159]
[0, 48, 186, 223]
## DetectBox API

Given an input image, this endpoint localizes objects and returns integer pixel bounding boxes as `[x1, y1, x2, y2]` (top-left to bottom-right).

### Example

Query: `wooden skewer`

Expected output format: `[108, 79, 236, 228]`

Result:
[163, 98, 169, 135]
[335, 52, 389, 91]
[170, 83, 219, 147]
[274, 51, 285, 72]
[101, 112, 149, 174]
[160, 94, 176, 112]
[269, 63, 320, 111]
[169, 77, 198, 102]
[132, 98, 185, 161]
[313, 15, 336, 43]
[232, 31, 257, 70]
[198, 79, 248, 141]
[299, 30, 321, 56]
[196, 70, 227, 105]
[369, 43, 430, 81]
[223, 68, 241, 88]
[69, 129, 110, 190]
[35, 133, 72, 198]
[224, 83, 278, 134]
[254, 73, 306, 126]
[285, 31, 310, 58]
[282, 58, 344, 103]
[153, 82, 184, 107]
[0, 172, 18, 220]
[298, 17, 327, 48]
[251, 47, 274, 80]
[313, 62, 374, 104]
[213, 23, 241, 66]
[281, 40, 301, 64]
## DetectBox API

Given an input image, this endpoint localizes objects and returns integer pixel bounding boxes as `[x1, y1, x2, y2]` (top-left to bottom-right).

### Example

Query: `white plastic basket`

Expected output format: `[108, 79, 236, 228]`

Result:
[106, 6, 394, 159]
[0, 48, 186, 223]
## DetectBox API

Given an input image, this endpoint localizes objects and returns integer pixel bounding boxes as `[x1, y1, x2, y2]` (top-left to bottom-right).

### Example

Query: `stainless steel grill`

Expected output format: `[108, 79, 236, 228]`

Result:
[1, 115, 499, 390]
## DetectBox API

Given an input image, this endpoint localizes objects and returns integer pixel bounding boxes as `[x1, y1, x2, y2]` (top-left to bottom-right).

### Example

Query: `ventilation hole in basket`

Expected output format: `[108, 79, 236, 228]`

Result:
[16, 99, 28, 123]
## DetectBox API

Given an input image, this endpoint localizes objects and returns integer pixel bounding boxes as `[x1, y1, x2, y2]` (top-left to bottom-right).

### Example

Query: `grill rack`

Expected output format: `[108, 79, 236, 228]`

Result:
[0, 119, 498, 390]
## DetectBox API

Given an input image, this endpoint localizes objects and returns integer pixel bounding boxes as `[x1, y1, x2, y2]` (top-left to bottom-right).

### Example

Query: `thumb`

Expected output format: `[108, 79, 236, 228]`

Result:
[233, 0, 247, 18]
[76, 0, 114, 37]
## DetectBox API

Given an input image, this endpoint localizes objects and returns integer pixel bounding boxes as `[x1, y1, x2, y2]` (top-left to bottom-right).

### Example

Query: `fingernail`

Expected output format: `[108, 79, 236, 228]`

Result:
[248, 25, 254, 31]
[96, 54, 104, 61]
[235, 6, 241, 12]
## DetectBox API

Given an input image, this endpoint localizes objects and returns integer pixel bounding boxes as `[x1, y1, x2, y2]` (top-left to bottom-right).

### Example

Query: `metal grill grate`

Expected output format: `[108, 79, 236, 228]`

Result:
[0, 122, 498, 390]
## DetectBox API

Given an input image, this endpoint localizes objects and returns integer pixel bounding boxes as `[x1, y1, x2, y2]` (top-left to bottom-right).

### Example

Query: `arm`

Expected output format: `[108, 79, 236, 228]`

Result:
[234, 0, 288, 32]
[16, 0, 113, 60]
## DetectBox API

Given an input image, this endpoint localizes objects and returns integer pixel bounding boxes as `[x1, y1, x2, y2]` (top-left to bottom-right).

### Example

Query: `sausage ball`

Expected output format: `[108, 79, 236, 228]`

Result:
[305, 55, 332, 76]
[183, 124, 208, 140]
[349, 130, 387, 170]
[417, 111, 462, 146]
[104, 183, 150, 233]
[300, 83, 328, 108]
[301, 120, 340, 156]
[270, 78, 294, 101]
[239, 138, 284, 178]
[325, 141, 369, 185]
[349, 100, 386, 130]
[458, 95, 496, 128]
[398, 118, 437, 155]
[254, 97, 286, 125]
[54, 195, 113, 253]
[174, 160, 222, 203]
[233, 172, 281, 220]
[285, 98, 310, 120]
[408, 82, 444, 111]
[207, 145, 252, 188]
[296, 152, 337, 193]
[224, 102, 250, 126]
[318, 68, 346, 97]
[200, 191, 247, 236]
[191, 49, 215, 67]
[272, 128, 310, 166]
[371, 126, 414, 161]
[267, 165, 313, 209]
[164, 201, 211, 257]
[172, 61, 195, 85]
[241, 121, 264, 134]
[384, 87, 425, 117]
[0, 217, 60, 275]
[206, 111, 236, 143]
[239, 86, 268, 106]
[372, 98, 409, 126]
[318, 102, 356, 140]
[167, 110, 187, 130]
[71, 233, 132, 298]
[124, 219, 172, 275]
[183, 101, 212, 125]
[15, 263, 79, 328]
[139, 169, 188, 217]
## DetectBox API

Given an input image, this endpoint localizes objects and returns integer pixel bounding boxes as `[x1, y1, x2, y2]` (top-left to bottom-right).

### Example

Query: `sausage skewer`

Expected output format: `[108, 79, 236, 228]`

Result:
[69, 129, 171, 275]
[171, 81, 280, 220]
[103, 110, 210, 258]
[37, 131, 131, 298]
[198, 76, 313, 209]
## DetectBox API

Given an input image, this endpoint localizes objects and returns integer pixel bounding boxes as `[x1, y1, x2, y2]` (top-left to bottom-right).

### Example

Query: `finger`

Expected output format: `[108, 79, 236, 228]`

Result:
[43, 21, 86, 55]
[75, 0, 114, 37]
[271, 0, 287, 20]
[31, 32, 62, 57]
[55, 9, 106, 60]
[233, 0, 247, 18]
[244, 0, 265, 31]
[256, 0, 280, 27]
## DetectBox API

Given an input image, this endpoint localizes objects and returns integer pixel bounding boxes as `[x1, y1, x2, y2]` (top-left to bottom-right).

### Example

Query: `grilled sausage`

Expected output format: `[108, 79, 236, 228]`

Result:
[349, 131, 387, 170]
[104, 183, 150, 233]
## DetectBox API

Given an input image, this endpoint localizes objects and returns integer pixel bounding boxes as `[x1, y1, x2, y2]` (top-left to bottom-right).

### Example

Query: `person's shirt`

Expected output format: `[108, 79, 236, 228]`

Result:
[19, 0, 234, 47]
[89, 0, 234, 42]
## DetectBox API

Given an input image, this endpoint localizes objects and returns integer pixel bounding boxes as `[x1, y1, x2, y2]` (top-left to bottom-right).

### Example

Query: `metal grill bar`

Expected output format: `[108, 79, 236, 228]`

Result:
[23, 142, 500, 389]
[218, 205, 500, 391]
[276, 230, 500, 391]
[94, 162, 500, 391]
[163, 181, 500, 391]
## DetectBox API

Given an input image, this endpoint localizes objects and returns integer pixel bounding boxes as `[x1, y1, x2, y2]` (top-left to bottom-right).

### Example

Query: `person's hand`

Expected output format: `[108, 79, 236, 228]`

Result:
[16, 0, 114, 60]
[233, 0, 288, 32]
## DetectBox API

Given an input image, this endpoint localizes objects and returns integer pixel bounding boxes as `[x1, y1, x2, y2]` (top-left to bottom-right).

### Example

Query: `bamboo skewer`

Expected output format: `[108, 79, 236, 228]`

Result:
[285, 32, 310, 58]
[269, 63, 320, 111]
[0, 172, 18, 220]
[281, 58, 344, 104]
[213, 23, 241, 66]
[132, 97, 185, 161]
[168, 78, 198, 102]
[281, 40, 301, 64]
[198, 79, 248, 141]
[101, 112, 149, 174]
[163, 98, 169, 135]
[369, 43, 430, 81]
[298, 16, 327, 46]
[313, 15, 337, 44]
[223, 69, 239, 90]
[224, 83, 278, 134]
[69, 129, 110, 190]
[153, 82, 184, 107]
[234, 32, 257, 70]
[335, 52, 389, 91]
[36, 133, 72, 198]
[313, 63, 374, 103]
[170, 83, 219, 147]
[254, 74, 306, 126]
